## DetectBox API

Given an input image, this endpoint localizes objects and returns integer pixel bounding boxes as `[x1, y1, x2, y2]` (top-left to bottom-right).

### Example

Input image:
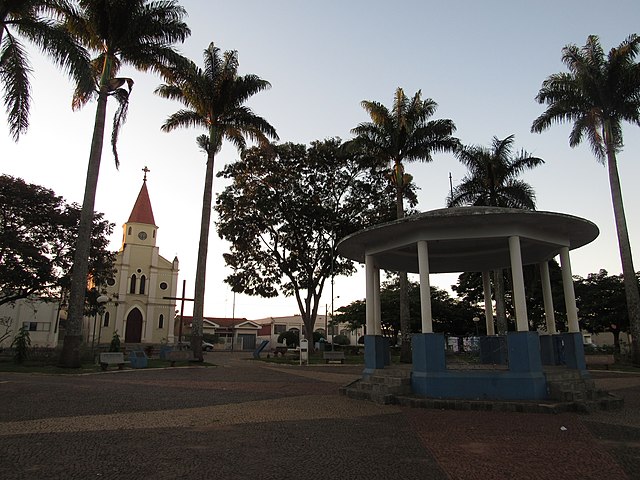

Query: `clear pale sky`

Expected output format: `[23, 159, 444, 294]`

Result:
[2, 1, 639, 321]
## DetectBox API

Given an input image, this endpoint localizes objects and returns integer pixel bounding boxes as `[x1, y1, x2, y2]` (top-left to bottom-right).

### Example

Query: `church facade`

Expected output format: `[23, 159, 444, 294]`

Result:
[97, 175, 179, 346]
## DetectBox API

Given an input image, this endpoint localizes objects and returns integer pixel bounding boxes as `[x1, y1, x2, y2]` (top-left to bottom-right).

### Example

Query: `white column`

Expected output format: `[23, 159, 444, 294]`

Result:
[539, 261, 557, 334]
[417, 241, 433, 333]
[481, 271, 495, 335]
[559, 247, 580, 333]
[365, 255, 376, 335]
[373, 267, 382, 335]
[508, 235, 529, 331]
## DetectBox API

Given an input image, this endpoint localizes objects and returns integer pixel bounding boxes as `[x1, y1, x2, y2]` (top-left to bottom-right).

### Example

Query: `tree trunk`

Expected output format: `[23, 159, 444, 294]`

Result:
[59, 89, 109, 368]
[394, 169, 412, 362]
[494, 269, 508, 334]
[604, 123, 640, 365]
[399, 271, 412, 362]
[191, 145, 217, 362]
[612, 330, 621, 355]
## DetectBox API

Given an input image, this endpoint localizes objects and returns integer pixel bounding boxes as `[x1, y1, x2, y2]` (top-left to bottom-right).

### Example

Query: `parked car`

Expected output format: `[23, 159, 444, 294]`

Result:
[202, 341, 214, 352]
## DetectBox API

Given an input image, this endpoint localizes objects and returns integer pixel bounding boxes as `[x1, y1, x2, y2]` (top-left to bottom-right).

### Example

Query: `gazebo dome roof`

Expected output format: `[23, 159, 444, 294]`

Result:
[337, 206, 599, 274]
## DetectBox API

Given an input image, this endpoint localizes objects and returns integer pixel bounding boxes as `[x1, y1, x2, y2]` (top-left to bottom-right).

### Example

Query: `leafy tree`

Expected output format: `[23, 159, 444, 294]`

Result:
[216, 138, 397, 350]
[531, 34, 640, 364]
[156, 43, 277, 361]
[0, 0, 91, 140]
[574, 269, 637, 354]
[447, 135, 543, 333]
[351, 87, 459, 362]
[334, 300, 366, 333]
[59, 0, 190, 368]
[334, 279, 482, 342]
[453, 260, 567, 333]
[0, 175, 115, 306]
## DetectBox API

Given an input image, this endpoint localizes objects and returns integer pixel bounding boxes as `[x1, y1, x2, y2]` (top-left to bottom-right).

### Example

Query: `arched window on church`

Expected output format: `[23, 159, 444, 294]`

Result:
[158, 314, 164, 329]
[130, 274, 137, 294]
[128, 226, 132, 235]
[139, 275, 146, 295]
[103, 312, 110, 327]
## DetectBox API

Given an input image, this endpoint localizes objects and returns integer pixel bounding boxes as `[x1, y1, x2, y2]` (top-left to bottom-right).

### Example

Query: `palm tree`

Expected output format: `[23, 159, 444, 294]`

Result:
[0, 0, 91, 140]
[531, 34, 640, 364]
[59, 0, 190, 367]
[447, 135, 544, 333]
[155, 43, 278, 360]
[447, 135, 543, 208]
[351, 87, 458, 362]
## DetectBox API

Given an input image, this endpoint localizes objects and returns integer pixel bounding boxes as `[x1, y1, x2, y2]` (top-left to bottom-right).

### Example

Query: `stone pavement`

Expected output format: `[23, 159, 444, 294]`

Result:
[0, 352, 639, 479]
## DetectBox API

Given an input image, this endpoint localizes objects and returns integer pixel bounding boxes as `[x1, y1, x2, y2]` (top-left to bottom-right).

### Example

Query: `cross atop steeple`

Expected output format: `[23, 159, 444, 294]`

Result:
[142, 166, 150, 182]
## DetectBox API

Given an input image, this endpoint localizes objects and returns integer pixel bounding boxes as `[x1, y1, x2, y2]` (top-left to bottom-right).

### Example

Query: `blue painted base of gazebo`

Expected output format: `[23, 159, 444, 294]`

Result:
[411, 332, 547, 400]
[363, 335, 390, 377]
[362, 331, 589, 400]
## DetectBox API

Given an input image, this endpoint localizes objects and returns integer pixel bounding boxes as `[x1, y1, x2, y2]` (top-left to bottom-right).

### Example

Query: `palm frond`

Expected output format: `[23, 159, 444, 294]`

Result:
[0, 34, 31, 140]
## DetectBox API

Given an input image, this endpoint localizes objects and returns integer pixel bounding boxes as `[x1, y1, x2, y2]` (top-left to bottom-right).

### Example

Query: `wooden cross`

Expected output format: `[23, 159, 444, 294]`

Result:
[163, 280, 194, 342]
[142, 166, 150, 181]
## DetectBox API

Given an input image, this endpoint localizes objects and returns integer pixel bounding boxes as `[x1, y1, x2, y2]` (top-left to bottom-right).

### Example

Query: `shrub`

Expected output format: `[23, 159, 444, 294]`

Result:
[333, 334, 350, 346]
[278, 330, 300, 348]
[109, 331, 121, 352]
[11, 326, 31, 364]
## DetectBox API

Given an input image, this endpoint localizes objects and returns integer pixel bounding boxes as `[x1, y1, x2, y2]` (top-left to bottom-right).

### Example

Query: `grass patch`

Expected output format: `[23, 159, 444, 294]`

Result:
[0, 357, 214, 374]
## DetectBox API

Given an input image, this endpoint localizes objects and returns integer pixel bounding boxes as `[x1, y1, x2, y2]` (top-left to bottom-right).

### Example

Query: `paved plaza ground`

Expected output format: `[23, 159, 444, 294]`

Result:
[1, 352, 639, 479]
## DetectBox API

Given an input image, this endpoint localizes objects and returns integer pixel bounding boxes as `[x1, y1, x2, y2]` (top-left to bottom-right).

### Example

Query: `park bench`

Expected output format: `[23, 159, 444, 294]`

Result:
[99, 352, 128, 371]
[585, 354, 615, 370]
[165, 349, 196, 367]
[323, 351, 346, 364]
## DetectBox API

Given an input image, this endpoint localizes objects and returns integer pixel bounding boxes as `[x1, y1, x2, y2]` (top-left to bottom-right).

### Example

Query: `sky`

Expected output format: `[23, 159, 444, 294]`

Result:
[2, 0, 640, 322]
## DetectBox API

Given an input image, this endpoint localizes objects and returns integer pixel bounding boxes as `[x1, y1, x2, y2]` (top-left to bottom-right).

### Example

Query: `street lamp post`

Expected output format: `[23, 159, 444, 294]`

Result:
[473, 316, 480, 337]
[96, 295, 109, 349]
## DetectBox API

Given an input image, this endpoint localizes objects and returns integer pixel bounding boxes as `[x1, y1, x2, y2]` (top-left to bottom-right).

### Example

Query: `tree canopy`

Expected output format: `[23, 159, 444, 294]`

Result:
[215, 138, 398, 342]
[574, 269, 638, 353]
[0, 0, 91, 140]
[0, 174, 115, 306]
[334, 278, 482, 342]
[447, 135, 544, 208]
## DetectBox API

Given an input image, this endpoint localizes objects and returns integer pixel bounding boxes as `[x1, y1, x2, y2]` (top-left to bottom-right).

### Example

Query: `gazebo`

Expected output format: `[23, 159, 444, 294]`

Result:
[337, 206, 599, 401]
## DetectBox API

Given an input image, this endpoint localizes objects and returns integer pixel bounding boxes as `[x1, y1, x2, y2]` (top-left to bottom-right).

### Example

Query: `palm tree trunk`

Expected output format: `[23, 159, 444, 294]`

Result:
[394, 171, 412, 362]
[604, 125, 640, 365]
[191, 144, 217, 362]
[59, 89, 109, 367]
[494, 269, 508, 334]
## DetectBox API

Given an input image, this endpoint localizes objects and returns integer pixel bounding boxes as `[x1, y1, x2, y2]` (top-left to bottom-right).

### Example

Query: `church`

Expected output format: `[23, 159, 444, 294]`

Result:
[97, 170, 180, 346]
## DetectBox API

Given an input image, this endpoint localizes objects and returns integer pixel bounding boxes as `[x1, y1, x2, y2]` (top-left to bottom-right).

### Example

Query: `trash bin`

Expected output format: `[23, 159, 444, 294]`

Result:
[129, 350, 148, 368]
[159, 345, 172, 360]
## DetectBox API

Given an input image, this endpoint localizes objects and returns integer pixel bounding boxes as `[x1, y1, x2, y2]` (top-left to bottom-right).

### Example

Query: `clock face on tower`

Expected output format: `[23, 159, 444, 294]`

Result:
[138, 231, 147, 240]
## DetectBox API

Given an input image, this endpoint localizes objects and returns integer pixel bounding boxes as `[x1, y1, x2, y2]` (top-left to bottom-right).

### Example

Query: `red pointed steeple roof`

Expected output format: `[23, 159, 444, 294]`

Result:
[128, 180, 156, 225]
